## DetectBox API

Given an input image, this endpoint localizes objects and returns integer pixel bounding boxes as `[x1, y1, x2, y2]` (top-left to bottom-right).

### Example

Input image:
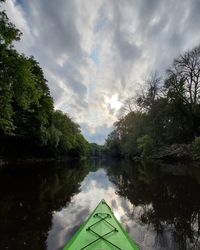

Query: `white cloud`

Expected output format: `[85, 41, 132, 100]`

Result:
[3, 0, 200, 143]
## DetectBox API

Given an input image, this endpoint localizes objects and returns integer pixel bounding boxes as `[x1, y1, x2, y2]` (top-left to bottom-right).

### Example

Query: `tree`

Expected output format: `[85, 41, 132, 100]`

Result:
[137, 73, 162, 111]
[166, 46, 200, 105]
[165, 45, 200, 138]
[105, 111, 148, 157]
[104, 130, 121, 157]
[0, 1, 22, 47]
[121, 97, 136, 114]
[0, 3, 89, 158]
[70, 134, 89, 157]
[0, 1, 22, 134]
[89, 143, 103, 157]
[49, 111, 79, 153]
[137, 135, 156, 157]
[190, 136, 200, 160]
[105, 45, 200, 157]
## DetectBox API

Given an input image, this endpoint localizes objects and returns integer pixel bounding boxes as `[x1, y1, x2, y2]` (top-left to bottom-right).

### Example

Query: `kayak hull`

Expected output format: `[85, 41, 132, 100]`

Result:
[63, 199, 138, 250]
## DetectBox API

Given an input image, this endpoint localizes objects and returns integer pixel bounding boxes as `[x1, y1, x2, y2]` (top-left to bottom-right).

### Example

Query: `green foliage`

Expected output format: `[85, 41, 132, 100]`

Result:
[191, 137, 200, 160]
[0, 6, 50, 138]
[51, 111, 78, 152]
[0, 3, 21, 135]
[105, 112, 149, 157]
[46, 124, 62, 148]
[105, 45, 200, 159]
[89, 143, 103, 157]
[137, 135, 156, 158]
[0, 5, 89, 158]
[104, 130, 121, 157]
[40, 110, 89, 157]
[71, 134, 89, 157]
[0, 7, 22, 46]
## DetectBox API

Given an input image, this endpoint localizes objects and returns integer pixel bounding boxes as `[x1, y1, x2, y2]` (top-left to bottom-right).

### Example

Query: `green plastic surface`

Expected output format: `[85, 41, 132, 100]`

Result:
[63, 199, 139, 250]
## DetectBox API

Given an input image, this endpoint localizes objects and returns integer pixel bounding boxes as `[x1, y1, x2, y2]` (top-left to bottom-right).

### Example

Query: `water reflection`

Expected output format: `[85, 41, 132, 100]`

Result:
[107, 160, 200, 250]
[50, 160, 200, 250]
[0, 159, 200, 249]
[0, 160, 89, 250]
[47, 168, 133, 250]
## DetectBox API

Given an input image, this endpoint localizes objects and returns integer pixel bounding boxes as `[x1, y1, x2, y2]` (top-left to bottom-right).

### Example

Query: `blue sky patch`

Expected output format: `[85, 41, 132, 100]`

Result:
[16, 0, 24, 7]
[89, 47, 100, 66]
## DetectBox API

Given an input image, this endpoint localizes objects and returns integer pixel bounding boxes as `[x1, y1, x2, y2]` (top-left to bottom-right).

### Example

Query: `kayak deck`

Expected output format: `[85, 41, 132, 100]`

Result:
[63, 199, 138, 250]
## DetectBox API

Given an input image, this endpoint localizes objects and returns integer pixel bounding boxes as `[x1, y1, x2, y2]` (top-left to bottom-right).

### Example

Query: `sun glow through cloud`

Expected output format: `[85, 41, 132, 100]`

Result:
[104, 94, 122, 111]
[5, 0, 200, 143]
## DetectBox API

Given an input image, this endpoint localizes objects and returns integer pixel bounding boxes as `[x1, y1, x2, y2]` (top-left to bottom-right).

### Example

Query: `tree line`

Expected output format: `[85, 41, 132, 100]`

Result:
[0, 1, 89, 158]
[105, 44, 200, 159]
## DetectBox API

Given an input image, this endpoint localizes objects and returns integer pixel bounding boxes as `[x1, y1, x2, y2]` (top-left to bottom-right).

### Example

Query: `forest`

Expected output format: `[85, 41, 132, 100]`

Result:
[104, 45, 200, 160]
[1, 0, 200, 161]
[0, 1, 89, 159]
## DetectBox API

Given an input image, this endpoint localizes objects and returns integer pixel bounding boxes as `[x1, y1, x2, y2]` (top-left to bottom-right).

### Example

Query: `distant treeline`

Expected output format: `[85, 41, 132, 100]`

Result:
[0, 1, 90, 158]
[104, 45, 200, 160]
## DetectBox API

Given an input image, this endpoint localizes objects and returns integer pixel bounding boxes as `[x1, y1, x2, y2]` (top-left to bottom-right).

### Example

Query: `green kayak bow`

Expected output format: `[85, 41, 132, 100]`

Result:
[63, 199, 138, 250]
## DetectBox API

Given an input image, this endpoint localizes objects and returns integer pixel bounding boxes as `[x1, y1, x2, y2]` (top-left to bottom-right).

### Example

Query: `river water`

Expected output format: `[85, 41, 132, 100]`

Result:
[0, 159, 200, 250]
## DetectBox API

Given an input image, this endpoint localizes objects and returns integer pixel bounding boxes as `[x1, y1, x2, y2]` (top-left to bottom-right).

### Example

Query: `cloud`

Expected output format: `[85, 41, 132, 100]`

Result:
[80, 123, 113, 145]
[3, 0, 200, 143]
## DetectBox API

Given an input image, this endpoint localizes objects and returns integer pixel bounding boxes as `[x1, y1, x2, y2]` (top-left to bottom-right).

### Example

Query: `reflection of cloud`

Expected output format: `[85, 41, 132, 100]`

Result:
[111, 199, 117, 210]
[47, 167, 183, 250]
[81, 168, 113, 190]
[47, 205, 90, 250]
[47, 168, 138, 249]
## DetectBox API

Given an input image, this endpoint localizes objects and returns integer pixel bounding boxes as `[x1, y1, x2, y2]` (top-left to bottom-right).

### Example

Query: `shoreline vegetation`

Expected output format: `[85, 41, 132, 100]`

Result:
[0, 1, 90, 160]
[1, 1, 200, 165]
[103, 46, 200, 162]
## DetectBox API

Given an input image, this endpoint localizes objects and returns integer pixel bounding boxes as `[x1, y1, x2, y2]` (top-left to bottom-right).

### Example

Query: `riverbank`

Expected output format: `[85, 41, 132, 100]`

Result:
[0, 157, 57, 169]
[0, 142, 199, 169]
[129, 142, 200, 162]
[0, 156, 89, 169]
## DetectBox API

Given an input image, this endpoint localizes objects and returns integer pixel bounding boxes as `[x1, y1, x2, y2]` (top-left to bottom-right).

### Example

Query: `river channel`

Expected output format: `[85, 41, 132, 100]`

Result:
[0, 159, 200, 250]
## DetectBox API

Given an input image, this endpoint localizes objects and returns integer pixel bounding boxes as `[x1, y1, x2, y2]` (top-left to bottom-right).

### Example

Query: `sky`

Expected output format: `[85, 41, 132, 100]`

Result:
[3, 0, 200, 144]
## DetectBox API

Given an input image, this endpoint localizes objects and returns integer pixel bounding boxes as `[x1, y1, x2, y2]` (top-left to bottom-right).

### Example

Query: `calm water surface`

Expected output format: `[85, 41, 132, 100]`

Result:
[0, 159, 200, 250]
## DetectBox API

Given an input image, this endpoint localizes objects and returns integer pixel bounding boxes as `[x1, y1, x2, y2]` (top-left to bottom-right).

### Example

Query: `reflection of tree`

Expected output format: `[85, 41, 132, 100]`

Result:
[107, 160, 200, 249]
[0, 160, 90, 249]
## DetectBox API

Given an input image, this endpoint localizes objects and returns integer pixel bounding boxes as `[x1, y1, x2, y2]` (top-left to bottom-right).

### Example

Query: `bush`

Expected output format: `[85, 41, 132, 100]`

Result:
[191, 137, 200, 160]
[137, 135, 156, 158]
